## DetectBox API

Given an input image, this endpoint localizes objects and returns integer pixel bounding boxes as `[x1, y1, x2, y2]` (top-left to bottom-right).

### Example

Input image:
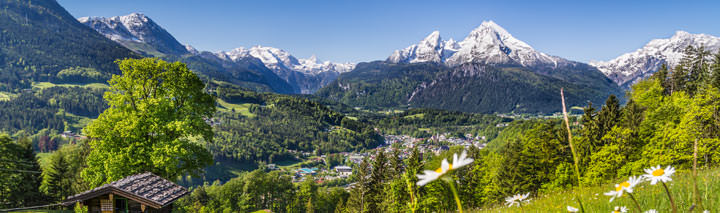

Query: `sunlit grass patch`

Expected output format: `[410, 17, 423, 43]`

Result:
[0, 91, 16, 101]
[404, 113, 425, 119]
[31, 82, 109, 90]
[475, 168, 720, 212]
[216, 98, 256, 118]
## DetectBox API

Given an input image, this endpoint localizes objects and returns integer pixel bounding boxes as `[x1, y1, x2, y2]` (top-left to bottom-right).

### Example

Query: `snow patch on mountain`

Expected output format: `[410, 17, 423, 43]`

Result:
[184, 44, 199, 55]
[590, 31, 720, 86]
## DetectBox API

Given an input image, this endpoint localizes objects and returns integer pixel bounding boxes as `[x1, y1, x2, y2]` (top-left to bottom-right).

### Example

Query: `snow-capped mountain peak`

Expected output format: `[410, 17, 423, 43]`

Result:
[78, 13, 188, 55]
[79, 13, 151, 42]
[590, 31, 720, 87]
[447, 20, 558, 67]
[420, 31, 441, 47]
[388, 20, 562, 69]
[387, 30, 456, 64]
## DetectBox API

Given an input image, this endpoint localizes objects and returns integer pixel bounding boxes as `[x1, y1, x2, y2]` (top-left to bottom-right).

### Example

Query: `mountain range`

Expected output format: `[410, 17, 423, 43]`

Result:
[78, 12, 720, 95]
[78, 13, 354, 94]
[6, 0, 719, 113]
[317, 21, 623, 113]
[590, 31, 720, 88]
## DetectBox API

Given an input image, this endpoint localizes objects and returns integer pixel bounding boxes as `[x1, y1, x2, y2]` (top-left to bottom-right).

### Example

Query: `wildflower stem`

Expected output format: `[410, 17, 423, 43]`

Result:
[693, 138, 703, 210]
[576, 196, 585, 213]
[405, 174, 417, 213]
[627, 192, 643, 212]
[445, 178, 463, 213]
[561, 88, 585, 212]
[661, 181, 678, 213]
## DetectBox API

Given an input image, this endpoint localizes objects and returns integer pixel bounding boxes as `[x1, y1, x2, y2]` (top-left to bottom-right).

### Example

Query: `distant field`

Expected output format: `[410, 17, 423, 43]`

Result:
[55, 110, 94, 130]
[9, 210, 71, 213]
[216, 99, 256, 118]
[32, 82, 109, 90]
[404, 113, 425, 119]
[0, 91, 15, 101]
[477, 168, 720, 212]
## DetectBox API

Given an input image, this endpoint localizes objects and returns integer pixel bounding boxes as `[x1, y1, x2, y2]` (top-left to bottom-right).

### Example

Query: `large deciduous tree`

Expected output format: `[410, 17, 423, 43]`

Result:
[82, 58, 215, 187]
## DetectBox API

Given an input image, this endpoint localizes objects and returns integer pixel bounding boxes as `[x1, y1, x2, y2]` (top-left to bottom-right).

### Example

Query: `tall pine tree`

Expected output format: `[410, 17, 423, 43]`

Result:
[367, 150, 388, 212]
[346, 157, 371, 212]
[711, 51, 720, 89]
[40, 152, 70, 202]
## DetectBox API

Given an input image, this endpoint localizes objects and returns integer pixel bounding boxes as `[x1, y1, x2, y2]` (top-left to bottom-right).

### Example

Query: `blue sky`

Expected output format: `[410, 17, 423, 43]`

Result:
[58, 0, 720, 63]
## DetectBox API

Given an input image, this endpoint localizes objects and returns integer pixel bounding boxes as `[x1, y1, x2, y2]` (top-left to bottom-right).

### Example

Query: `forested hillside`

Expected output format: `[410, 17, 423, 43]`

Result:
[317, 61, 623, 113]
[374, 108, 510, 139]
[316, 61, 446, 109]
[0, 0, 137, 90]
[208, 83, 383, 165]
[0, 86, 105, 134]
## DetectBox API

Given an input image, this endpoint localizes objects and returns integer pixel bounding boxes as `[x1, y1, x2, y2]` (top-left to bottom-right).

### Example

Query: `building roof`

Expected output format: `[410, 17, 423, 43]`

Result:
[64, 172, 187, 209]
[334, 165, 352, 170]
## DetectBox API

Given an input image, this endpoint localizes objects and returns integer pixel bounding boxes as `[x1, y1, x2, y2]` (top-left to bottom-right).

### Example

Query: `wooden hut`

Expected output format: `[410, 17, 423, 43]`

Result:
[64, 172, 187, 213]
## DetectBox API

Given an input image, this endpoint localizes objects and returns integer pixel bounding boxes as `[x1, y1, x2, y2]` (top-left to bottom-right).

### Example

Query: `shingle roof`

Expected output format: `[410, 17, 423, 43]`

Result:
[65, 172, 187, 208]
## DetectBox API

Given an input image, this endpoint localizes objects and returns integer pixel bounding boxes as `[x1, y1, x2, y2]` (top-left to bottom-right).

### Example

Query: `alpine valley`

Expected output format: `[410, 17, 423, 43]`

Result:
[5, 0, 720, 212]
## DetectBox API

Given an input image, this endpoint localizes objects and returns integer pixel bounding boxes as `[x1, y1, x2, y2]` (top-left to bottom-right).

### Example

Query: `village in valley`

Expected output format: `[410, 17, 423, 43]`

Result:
[278, 112, 585, 186]
[279, 132, 490, 185]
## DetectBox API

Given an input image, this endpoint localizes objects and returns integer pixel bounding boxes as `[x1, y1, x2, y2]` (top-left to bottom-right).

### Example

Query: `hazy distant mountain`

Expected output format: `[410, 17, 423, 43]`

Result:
[80, 13, 355, 94]
[318, 21, 622, 113]
[79, 13, 298, 93]
[590, 31, 720, 88]
[211, 46, 355, 94]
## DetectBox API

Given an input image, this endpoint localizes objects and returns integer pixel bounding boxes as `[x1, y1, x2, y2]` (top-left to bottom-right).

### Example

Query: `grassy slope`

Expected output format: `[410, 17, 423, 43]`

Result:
[216, 98, 256, 118]
[32, 82, 109, 90]
[0, 91, 14, 101]
[476, 168, 720, 212]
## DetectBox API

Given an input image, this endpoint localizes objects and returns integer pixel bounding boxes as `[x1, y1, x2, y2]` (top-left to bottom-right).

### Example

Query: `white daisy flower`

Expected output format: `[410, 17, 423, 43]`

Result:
[643, 165, 676, 185]
[505, 192, 530, 207]
[612, 206, 628, 213]
[604, 176, 643, 202]
[416, 150, 473, 186]
[645, 210, 657, 213]
[703, 210, 709, 213]
[567, 206, 579, 212]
